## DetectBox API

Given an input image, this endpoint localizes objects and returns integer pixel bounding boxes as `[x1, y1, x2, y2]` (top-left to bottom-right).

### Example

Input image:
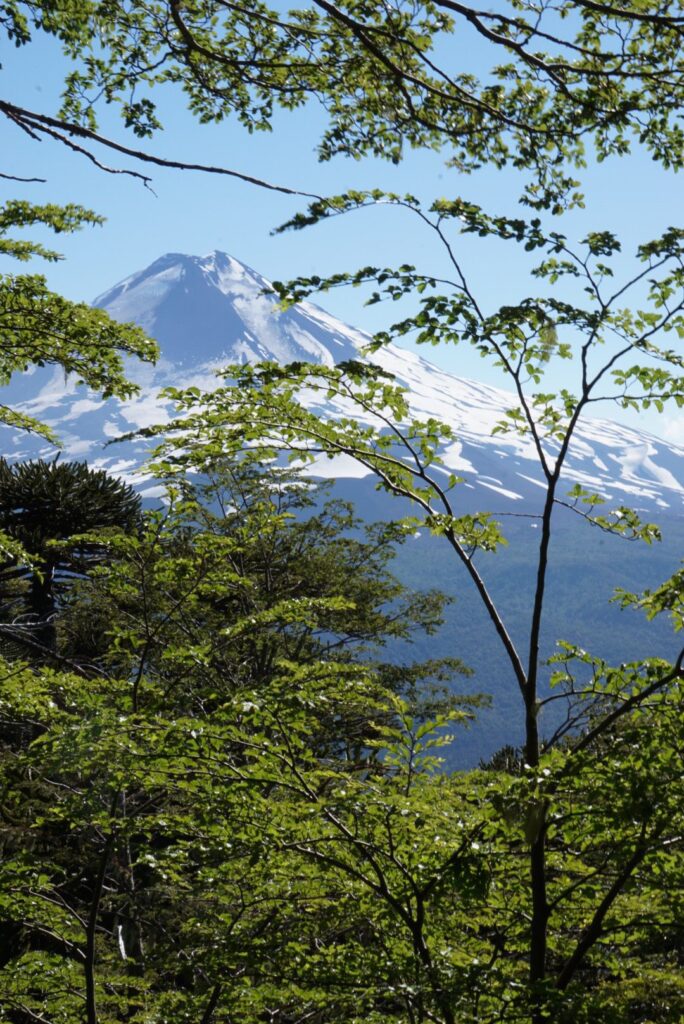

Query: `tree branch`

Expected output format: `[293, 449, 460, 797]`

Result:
[0, 101, 322, 199]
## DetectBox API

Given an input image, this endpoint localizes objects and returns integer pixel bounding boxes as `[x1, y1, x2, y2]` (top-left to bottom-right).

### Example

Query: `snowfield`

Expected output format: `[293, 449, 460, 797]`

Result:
[4, 250, 683, 513]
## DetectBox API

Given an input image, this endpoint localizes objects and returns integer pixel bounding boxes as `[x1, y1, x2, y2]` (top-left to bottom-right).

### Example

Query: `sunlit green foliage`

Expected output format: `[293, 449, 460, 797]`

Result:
[0, 200, 157, 440]
[1, 630, 681, 1023]
[6, 1, 684, 207]
[2, 3, 684, 1022]
[125, 138, 684, 1024]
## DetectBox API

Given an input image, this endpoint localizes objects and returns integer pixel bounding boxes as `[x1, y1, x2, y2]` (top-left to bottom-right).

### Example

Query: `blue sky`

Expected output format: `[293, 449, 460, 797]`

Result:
[3, 26, 684, 443]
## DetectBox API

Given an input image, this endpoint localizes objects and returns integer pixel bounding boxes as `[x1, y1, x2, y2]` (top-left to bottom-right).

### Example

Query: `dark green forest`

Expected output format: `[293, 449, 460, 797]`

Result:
[2, 2, 684, 1022]
[1, 456, 682, 1024]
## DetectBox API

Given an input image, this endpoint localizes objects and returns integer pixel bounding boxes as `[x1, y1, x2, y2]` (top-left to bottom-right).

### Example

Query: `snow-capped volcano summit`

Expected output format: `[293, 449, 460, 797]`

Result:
[4, 250, 684, 512]
[93, 250, 360, 368]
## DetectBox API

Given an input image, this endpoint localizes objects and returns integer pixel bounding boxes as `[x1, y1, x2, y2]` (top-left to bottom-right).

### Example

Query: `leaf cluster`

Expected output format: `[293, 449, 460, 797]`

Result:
[6, 1, 684, 206]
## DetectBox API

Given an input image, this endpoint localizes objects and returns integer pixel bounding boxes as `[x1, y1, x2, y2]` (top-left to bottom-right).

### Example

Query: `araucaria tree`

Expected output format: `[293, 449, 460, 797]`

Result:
[2, 2, 684, 1023]
[0, 459, 141, 654]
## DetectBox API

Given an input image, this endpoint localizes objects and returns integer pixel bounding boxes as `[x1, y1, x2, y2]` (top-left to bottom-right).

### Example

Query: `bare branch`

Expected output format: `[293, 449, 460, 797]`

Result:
[0, 101, 323, 200]
[0, 172, 47, 183]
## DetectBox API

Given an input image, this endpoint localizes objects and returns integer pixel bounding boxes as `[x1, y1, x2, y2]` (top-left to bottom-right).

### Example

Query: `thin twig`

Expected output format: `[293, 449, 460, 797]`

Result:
[0, 172, 47, 183]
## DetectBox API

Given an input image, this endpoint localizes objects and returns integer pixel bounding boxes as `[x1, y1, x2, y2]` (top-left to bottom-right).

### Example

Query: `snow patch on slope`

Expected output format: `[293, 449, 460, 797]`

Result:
[2, 249, 683, 515]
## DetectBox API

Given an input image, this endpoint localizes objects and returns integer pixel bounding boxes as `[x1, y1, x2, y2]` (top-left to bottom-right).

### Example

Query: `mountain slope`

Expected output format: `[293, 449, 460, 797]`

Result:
[4, 250, 683, 764]
[5, 249, 684, 514]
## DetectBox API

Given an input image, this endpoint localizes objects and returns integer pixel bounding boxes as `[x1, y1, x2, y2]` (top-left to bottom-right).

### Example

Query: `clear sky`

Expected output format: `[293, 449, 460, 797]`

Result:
[3, 25, 684, 444]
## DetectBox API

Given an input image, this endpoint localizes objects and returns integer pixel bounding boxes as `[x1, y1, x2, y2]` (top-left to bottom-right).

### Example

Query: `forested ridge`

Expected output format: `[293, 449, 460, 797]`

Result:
[1, 2, 684, 1021]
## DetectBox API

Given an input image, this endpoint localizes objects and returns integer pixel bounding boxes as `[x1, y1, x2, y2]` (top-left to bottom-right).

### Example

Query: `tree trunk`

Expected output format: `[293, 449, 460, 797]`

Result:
[28, 563, 56, 652]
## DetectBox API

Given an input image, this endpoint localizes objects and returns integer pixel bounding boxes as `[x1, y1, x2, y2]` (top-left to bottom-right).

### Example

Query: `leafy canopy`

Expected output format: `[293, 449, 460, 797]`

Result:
[4, 1, 684, 205]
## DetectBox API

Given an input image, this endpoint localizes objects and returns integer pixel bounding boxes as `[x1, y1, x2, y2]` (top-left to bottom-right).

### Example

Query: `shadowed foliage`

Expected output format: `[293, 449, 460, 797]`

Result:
[0, 459, 141, 654]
